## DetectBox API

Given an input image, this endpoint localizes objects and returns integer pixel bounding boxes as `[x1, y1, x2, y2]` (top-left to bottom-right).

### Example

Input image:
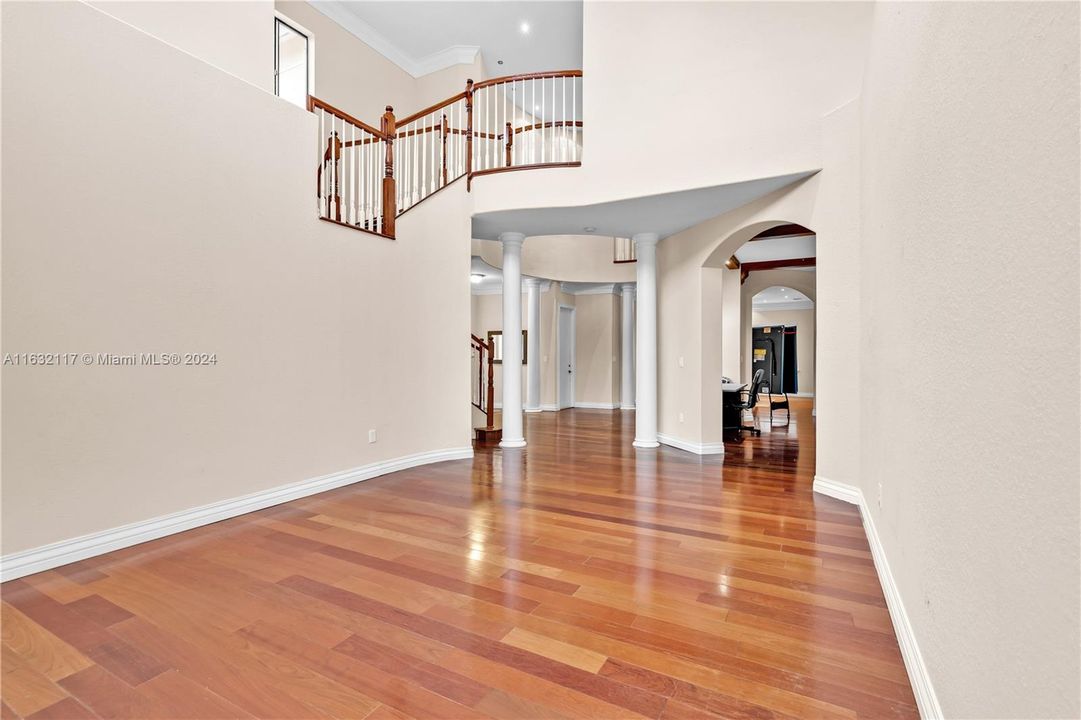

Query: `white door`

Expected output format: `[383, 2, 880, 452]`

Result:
[558, 306, 575, 409]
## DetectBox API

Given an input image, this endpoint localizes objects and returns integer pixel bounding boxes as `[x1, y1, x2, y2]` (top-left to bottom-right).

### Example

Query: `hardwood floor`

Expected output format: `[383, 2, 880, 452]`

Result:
[1, 399, 919, 719]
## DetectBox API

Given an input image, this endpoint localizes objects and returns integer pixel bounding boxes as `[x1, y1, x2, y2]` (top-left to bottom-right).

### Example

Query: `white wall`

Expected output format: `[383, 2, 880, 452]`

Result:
[856, 3, 1079, 717]
[89, 1, 274, 92]
[1, 1, 472, 555]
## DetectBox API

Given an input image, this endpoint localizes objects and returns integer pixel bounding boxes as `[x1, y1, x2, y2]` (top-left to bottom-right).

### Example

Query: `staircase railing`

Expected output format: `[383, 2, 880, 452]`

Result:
[470, 333, 496, 430]
[310, 70, 583, 238]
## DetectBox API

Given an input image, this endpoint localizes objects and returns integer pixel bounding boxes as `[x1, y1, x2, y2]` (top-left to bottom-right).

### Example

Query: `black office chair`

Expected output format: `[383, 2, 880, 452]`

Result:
[733, 369, 765, 436]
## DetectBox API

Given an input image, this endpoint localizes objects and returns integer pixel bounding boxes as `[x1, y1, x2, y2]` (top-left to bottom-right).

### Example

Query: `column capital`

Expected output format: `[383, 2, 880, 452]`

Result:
[632, 233, 659, 249]
[619, 282, 636, 295]
[523, 277, 541, 289]
[499, 231, 526, 248]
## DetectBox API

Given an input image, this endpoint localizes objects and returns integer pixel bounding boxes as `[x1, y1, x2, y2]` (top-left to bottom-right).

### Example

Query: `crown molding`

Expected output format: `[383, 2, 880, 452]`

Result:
[308, 1, 478, 78]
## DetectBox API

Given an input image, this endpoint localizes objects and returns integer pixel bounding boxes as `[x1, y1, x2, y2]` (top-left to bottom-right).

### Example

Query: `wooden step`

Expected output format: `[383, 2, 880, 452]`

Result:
[474, 426, 502, 445]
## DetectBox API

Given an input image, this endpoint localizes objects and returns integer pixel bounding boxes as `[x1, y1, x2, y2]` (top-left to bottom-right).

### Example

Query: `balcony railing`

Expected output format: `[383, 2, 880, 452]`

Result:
[309, 71, 583, 238]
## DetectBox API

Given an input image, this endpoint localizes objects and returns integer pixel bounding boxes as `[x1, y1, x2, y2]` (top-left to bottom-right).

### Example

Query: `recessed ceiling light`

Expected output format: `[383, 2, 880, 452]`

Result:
[583, 226, 596, 232]
[470, 273, 485, 284]
[519, 21, 531, 34]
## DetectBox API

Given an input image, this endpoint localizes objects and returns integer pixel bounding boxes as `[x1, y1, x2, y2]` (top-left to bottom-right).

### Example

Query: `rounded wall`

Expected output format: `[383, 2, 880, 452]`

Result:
[475, 235, 637, 284]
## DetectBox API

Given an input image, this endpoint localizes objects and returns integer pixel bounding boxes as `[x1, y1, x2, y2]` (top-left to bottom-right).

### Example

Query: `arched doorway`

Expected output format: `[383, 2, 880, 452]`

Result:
[699, 221, 817, 444]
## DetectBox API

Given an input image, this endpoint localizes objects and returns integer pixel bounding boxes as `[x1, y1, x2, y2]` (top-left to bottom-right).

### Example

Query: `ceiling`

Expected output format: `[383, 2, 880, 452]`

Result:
[309, 1, 583, 78]
[752, 285, 815, 311]
[471, 171, 816, 241]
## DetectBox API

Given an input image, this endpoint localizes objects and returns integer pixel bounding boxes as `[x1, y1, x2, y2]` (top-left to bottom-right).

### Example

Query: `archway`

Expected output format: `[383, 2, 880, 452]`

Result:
[699, 220, 817, 445]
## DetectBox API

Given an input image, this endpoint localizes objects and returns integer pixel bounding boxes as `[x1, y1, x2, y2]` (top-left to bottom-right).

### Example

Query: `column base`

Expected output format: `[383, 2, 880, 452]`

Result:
[524, 406, 543, 414]
[632, 439, 659, 449]
[499, 438, 527, 449]
[620, 404, 636, 410]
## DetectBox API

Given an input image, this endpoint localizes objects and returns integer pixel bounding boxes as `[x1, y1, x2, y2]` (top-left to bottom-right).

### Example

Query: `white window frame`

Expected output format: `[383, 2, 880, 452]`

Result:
[273, 11, 315, 106]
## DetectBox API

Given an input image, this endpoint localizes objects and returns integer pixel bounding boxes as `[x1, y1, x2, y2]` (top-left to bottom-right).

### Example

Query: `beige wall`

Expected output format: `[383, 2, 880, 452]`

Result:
[855, 3, 1079, 717]
[476, 236, 637, 284]
[573, 293, 620, 407]
[471, 285, 623, 409]
[750, 308, 815, 394]
[1, 1, 472, 554]
[275, 2, 481, 124]
[90, 1, 273, 91]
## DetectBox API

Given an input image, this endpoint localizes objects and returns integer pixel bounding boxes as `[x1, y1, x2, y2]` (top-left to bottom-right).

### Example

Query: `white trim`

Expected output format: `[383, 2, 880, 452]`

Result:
[0, 447, 473, 582]
[308, 2, 478, 78]
[811, 477, 943, 720]
[274, 10, 316, 102]
[541, 403, 560, 412]
[812, 475, 862, 505]
[573, 402, 619, 410]
[567, 283, 619, 296]
[657, 433, 725, 455]
[619, 404, 636, 410]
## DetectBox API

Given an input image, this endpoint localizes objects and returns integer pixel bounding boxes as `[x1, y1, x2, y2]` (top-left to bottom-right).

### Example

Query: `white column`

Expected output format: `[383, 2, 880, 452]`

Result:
[620, 283, 636, 410]
[632, 233, 659, 448]
[499, 232, 526, 448]
[524, 277, 542, 413]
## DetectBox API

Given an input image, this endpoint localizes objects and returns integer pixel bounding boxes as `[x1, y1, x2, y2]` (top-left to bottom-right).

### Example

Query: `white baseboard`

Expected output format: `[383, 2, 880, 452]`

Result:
[541, 403, 560, 412]
[812, 476, 943, 720]
[619, 404, 636, 410]
[657, 433, 725, 455]
[812, 475, 862, 504]
[573, 402, 619, 410]
[0, 446, 474, 582]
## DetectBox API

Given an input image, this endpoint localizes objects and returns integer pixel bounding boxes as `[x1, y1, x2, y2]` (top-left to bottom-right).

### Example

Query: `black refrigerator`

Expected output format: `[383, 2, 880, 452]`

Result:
[751, 325, 797, 395]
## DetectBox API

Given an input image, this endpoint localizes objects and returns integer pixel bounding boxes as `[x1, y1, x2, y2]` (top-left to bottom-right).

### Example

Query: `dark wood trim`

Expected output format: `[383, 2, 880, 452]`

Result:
[470, 161, 581, 181]
[308, 96, 388, 139]
[318, 216, 394, 239]
[725, 256, 740, 270]
[380, 106, 396, 237]
[473, 69, 582, 91]
[513, 120, 583, 135]
[613, 259, 637, 264]
[396, 91, 467, 127]
[750, 223, 814, 240]
[740, 256, 816, 273]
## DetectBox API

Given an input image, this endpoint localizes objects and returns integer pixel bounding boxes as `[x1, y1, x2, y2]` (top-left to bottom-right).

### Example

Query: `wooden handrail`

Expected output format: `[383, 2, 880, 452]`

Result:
[307, 69, 583, 237]
[309, 96, 388, 139]
[473, 69, 582, 91]
[396, 91, 467, 128]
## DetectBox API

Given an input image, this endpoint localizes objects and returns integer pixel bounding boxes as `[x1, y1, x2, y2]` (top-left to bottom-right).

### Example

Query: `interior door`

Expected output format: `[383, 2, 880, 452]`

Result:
[558, 306, 575, 409]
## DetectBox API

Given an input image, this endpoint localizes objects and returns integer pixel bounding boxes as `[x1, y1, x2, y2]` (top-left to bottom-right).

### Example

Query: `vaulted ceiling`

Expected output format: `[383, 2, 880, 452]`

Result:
[309, 1, 583, 78]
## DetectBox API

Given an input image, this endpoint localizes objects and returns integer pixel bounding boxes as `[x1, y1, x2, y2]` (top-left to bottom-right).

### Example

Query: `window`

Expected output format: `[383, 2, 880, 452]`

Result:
[274, 17, 309, 108]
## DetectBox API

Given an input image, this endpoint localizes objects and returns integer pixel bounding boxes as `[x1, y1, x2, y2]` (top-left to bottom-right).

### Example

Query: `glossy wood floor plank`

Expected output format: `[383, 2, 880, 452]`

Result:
[1, 399, 919, 718]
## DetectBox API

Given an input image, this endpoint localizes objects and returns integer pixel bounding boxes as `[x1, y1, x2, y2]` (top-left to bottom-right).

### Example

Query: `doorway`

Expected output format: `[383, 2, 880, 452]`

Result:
[558, 305, 575, 409]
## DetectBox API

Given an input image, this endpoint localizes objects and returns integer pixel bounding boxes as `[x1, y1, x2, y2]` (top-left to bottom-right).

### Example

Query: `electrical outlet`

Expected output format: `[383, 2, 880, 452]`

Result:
[678, 356, 685, 368]
[679, 412, 684, 423]
[368, 429, 377, 444]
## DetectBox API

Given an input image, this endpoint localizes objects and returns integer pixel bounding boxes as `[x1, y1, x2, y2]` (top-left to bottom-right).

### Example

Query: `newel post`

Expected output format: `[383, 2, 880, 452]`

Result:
[465, 79, 474, 188]
[380, 105, 396, 236]
[505, 122, 513, 167]
[486, 338, 496, 429]
[441, 113, 449, 187]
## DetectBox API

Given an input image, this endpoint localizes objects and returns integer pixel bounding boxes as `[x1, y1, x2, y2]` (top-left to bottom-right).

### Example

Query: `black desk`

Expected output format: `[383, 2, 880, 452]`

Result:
[722, 383, 747, 433]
